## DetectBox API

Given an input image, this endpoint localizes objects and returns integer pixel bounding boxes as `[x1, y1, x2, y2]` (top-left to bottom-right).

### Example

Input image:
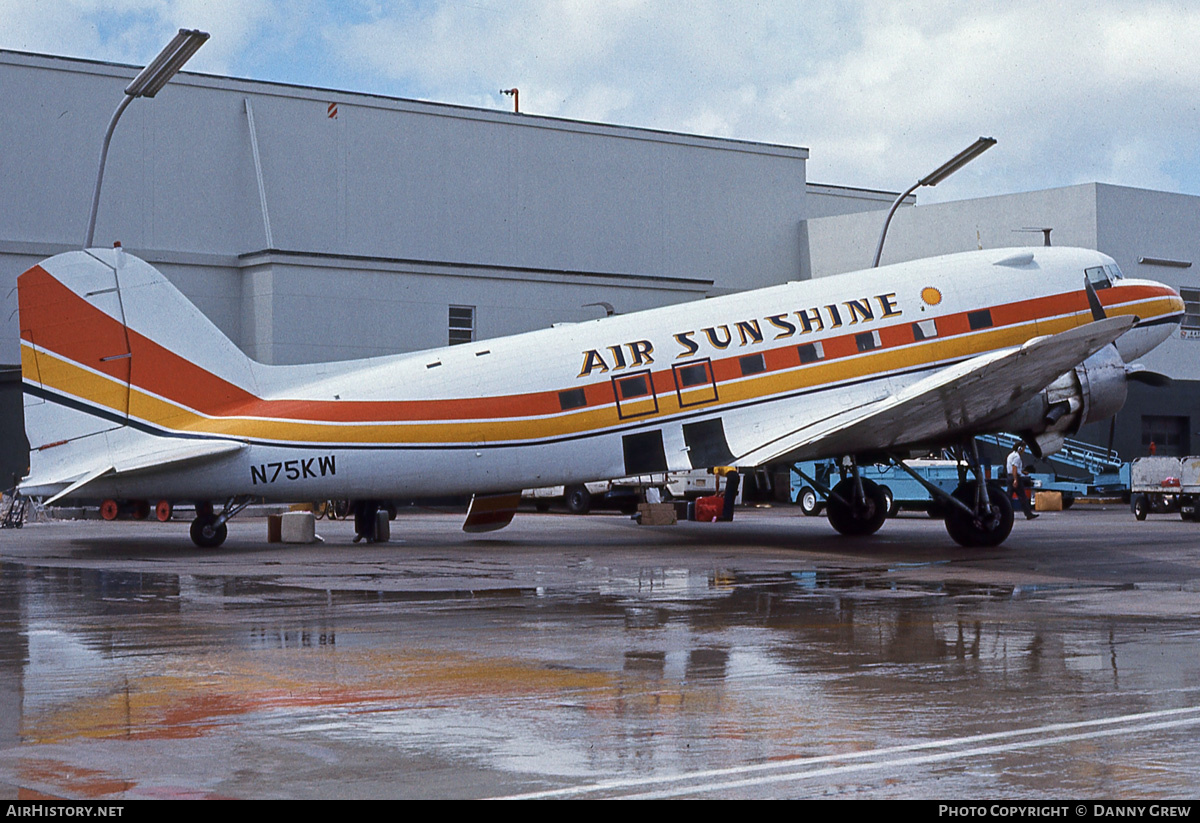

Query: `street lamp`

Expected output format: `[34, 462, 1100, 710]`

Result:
[871, 137, 996, 267]
[84, 28, 209, 248]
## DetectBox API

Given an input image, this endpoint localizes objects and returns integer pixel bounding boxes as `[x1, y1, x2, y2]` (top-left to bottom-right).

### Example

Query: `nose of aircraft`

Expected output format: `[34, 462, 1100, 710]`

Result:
[1111, 278, 1184, 361]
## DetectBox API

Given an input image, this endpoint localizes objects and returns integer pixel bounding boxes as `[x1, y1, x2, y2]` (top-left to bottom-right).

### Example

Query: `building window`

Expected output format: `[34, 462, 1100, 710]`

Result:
[1181, 288, 1200, 333]
[449, 306, 475, 345]
[1142, 415, 1190, 456]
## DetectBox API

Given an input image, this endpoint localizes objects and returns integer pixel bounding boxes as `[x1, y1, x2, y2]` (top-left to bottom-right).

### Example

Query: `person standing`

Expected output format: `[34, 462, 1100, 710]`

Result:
[1007, 443, 1038, 520]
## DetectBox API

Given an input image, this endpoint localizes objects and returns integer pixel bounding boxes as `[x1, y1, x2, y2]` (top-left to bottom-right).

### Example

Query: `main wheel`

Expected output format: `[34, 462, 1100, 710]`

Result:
[826, 478, 888, 536]
[155, 500, 172, 522]
[944, 483, 1014, 548]
[798, 486, 820, 516]
[565, 485, 592, 515]
[100, 499, 120, 521]
[190, 516, 227, 549]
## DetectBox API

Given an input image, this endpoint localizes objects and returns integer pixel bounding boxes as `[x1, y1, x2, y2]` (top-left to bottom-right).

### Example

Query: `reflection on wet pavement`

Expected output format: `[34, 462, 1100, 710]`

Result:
[2, 510, 1199, 798]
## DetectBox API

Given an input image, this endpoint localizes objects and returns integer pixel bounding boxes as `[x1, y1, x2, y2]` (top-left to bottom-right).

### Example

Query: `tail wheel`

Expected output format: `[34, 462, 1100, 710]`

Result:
[155, 500, 173, 522]
[100, 499, 119, 521]
[190, 516, 227, 549]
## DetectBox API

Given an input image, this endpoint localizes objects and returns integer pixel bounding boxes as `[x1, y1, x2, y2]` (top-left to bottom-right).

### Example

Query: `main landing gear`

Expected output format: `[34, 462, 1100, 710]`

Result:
[825, 471, 888, 537]
[190, 498, 252, 549]
[794, 442, 1016, 547]
[889, 441, 1013, 547]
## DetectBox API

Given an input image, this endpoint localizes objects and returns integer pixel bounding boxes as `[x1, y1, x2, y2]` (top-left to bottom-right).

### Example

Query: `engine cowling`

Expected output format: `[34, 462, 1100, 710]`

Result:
[991, 344, 1128, 458]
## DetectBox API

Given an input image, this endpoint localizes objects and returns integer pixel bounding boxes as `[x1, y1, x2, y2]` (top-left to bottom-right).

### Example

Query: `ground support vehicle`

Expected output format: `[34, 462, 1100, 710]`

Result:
[523, 475, 669, 514]
[1128, 456, 1200, 520]
[791, 458, 1003, 517]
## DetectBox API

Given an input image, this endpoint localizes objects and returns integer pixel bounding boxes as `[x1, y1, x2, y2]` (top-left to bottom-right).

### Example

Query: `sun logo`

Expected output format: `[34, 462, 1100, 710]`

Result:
[921, 287, 943, 306]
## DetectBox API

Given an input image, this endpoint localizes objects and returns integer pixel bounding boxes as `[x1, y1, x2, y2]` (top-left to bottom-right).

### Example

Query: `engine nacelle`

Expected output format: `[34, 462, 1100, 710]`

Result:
[992, 344, 1128, 457]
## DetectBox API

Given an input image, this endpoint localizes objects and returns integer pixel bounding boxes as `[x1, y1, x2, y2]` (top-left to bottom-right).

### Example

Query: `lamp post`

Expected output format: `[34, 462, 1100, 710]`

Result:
[84, 28, 209, 248]
[871, 137, 996, 268]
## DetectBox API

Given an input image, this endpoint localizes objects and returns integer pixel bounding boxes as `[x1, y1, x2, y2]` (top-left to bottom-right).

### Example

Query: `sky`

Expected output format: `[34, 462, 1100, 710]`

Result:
[3, 0, 1199, 204]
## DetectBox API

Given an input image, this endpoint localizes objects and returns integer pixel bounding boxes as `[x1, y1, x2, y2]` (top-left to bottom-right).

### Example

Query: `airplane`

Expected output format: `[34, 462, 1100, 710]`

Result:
[16, 243, 1183, 548]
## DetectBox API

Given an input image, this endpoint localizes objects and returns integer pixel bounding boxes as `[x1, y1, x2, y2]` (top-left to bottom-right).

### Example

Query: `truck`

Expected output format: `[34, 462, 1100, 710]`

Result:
[1128, 456, 1200, 520]
[523, 470, 719, 514]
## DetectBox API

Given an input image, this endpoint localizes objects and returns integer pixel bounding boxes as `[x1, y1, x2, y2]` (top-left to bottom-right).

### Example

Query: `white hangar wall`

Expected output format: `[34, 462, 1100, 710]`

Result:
[0, 49, 826, 368]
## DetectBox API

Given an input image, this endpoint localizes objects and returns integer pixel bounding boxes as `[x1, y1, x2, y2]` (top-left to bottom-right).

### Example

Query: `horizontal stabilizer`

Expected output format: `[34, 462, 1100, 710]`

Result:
[463, 492, 522, 533]
[736, 315, 1136, 467]
[26, 437, 246, 503]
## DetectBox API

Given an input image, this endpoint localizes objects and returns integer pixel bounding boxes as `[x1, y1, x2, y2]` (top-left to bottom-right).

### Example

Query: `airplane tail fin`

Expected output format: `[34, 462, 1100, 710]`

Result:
[18, 248, 258, 496]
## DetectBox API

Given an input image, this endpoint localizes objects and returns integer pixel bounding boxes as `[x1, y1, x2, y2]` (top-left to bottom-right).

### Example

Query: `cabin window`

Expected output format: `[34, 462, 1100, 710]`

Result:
[558, 388, 587, 411]
[677, 362, 710, 388]
[449, 305, 475, 345]
[967, 309, 993, 330]
[617, 374, 649, 399]
[613, 370, 659, 419]
[673, 359, 718, 408]
[797, 341, 825, 364]
[739, 353, 766, 376]
[855, 331, 881, 352]
[912, 319, 938, 341]
[1085, 266, 1112, 290]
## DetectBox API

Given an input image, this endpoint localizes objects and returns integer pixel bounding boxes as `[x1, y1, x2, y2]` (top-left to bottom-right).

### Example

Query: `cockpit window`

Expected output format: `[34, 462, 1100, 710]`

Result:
[1106, 264, 1124, 281]
[1085, 266, 1112, 290]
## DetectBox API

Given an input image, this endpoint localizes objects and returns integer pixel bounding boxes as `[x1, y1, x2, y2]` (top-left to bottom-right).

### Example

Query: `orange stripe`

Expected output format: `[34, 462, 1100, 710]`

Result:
[22, 264, 1177, 435]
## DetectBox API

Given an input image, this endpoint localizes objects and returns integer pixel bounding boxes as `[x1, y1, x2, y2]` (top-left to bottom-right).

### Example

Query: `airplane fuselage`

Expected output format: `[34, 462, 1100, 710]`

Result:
[18, 246, 1183, 506]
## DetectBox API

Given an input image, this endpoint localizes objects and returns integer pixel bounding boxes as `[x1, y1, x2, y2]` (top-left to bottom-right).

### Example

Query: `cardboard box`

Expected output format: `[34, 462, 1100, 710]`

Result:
[637, 503, 677, 526]
[1035, 491, 1063, 512]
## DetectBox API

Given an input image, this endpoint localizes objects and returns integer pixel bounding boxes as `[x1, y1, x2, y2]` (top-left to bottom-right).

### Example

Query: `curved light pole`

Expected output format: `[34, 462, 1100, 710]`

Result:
[84, 28, 209, 248]
[871, 137, 996, 268]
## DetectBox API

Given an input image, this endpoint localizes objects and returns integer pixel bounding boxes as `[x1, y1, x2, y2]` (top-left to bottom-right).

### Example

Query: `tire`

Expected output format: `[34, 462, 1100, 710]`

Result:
[565, 485, 592, 515]
[826, 478, 887, 536]
[155, 500, 172, 522]
[190, 517, 227, 549]
[131, 500, 151, 520]
[798, 487, 820, 516]
[1061, 492, 1075, 510]
[880, 485, 899, 517]
[100, 499, 119, 521]
[944, 483, 1014, 548]
[1132, 495, 1149, 521]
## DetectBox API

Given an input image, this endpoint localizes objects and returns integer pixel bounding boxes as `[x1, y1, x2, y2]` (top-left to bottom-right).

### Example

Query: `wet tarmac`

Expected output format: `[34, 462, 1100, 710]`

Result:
[1, 506, 1198, 799]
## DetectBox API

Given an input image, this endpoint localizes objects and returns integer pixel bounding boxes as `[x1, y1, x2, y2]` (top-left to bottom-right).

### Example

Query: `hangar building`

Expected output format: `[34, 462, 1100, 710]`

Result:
[2, 48, 1196, 483]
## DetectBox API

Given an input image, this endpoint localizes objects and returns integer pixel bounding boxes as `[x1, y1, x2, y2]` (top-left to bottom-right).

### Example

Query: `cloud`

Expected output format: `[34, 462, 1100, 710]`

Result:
[3, 0, 1199, 202]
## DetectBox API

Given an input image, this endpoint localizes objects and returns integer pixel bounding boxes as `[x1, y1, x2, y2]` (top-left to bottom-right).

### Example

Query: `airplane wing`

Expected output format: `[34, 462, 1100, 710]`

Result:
[30, 438, 247, 504]
[734, 315, 1136, 467]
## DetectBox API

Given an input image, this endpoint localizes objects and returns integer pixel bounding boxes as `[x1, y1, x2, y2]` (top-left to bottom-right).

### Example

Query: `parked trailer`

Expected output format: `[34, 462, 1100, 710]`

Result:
[1129, 456, 1200, 520]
